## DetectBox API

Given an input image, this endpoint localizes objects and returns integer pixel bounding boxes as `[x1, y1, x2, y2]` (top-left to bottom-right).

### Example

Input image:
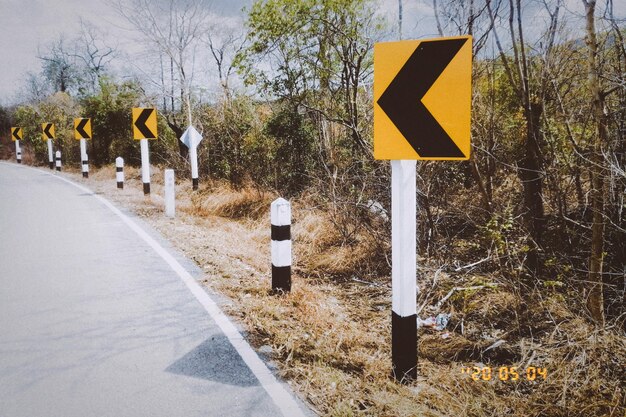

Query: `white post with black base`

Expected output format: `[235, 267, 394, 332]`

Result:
[55, 150, 62, 172]
[391, 160, 417, 382]
[271, 198, 291, 292]
[15, 140, 21, 164]
[47, 139, 54, 169]
[164, 169, 175, 218]
[116, 157, 124, 189]
[80, 138, 89, 178]
[179, 126, 203, 191]
[189, 145, 199, 190]
[140, 138, 150, 195]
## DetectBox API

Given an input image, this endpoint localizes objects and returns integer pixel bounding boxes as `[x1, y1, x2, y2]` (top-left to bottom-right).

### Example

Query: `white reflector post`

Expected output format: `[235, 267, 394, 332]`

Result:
[164, 169, 175, 218]
[116, 157, 124, 189]
[80, 138, 89, 178]
[391, 159, 417, 382]
[140, 138, 150, 195]
[47, 139, 54, 169]
[271, 198, 291, 292]
[15, 140, 21, 164]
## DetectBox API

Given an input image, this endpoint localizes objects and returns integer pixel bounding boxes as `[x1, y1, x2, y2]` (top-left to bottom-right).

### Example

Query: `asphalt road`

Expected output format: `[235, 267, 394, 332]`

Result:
[0, 162, 308, 417]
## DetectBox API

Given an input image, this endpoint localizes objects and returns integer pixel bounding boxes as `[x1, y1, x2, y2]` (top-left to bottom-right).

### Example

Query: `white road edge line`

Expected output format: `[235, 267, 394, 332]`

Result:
[3, 163, 307, 417]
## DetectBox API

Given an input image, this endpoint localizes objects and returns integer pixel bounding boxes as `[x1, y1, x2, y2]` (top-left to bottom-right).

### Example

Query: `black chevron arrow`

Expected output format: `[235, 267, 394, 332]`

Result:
[12, 128, 21, 141]
[135, 108, 155, 138]
[76, 118, 90, 138]
[377, 38, 468, 158]
[43, 124, 54, 139]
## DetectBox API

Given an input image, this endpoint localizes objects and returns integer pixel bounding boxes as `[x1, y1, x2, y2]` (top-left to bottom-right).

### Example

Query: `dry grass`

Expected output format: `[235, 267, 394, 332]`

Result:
[51, 162, 625, 417]
[186, 182, 276, 219]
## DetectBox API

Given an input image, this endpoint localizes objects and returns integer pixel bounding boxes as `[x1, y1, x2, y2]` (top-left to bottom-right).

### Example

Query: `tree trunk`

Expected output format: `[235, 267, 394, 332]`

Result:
[582, 0, 606, 326]
[520, 100, 544, 276]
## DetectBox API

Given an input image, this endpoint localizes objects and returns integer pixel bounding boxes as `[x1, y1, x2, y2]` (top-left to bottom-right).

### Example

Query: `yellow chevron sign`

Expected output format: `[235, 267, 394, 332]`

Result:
[374, 36, 472, 160]
[132, 108, 158, 140]
[42, 123, 55, 140]
[11, 127, 23, 141]
[74, 118, 92, 139]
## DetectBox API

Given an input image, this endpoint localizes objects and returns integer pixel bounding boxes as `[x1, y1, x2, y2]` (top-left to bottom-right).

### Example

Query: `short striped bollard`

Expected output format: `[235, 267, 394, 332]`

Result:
[55, 150, 61, 171]
[271, 198, 291, 292]
[116, 157, 124, 189]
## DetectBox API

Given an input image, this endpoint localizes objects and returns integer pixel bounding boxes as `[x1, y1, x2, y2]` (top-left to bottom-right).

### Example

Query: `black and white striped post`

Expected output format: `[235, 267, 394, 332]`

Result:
[116, 157, 124, 189]
[391, 160, 417, 382]
[140, 139, 151, 195]
[15, 140, 21, 164]
[164, 169, 175, 218]
[271, 198, 291, 292]
[55, 150, 62, 171]
[47, 139, 54, 169]
[80, 138, 89, 178]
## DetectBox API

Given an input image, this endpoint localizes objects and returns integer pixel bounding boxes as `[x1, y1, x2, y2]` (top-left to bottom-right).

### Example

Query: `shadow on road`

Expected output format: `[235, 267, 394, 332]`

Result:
[166, 336, 259, 387]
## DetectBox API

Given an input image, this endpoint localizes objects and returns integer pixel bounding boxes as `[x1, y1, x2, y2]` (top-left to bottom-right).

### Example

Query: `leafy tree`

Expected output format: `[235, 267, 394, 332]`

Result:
[80, 79, 142, 166]
[264, 104, 316, 195]
[238, 0, 383, 156]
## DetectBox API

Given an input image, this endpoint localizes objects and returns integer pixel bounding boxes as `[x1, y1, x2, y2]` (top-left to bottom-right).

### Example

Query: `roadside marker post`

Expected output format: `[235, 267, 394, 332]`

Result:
[11, 128, 23, 164]
[80, 139, 89, 177]
[164, 169, 175, 218]
[190, 146, 199, 190]
[55, 150, 62, 171]
[271, 198, 291, 293]
[179, 126, 203, 190]
[74, 118, 92, 178]
[140, 139, 150, 195]
[132, 108, 158, 195]
[116, 157, 124, 189]
[374, 36, 472, 382]
[42, 123, 55, 169]
[47, 140, 54, 169]
[391, 160, 417, 381]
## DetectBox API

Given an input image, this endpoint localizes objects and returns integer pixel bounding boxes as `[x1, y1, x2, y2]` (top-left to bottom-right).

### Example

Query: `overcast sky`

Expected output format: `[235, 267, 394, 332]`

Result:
[0, 0, 623, 105]
[0, 0, 254, 104]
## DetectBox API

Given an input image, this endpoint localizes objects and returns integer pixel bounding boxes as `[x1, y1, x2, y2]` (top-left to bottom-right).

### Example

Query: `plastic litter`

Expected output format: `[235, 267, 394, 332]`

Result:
[417, 313, 452, 330]
[435, 313, 451, 331]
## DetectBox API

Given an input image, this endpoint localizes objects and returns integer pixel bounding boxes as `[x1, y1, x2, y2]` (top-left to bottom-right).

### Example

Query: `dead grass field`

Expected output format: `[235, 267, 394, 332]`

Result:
[51, 163, 626, 417]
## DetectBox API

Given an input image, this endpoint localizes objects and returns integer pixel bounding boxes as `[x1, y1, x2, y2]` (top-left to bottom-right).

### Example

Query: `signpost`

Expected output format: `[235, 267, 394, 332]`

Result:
[132, 108, 158, 195]
[179, 126, 203, 190]
[374, 36, 472, 382]
[42, 123, 55, 169]
[74, 118, 92, 178]
[11, 127, 23, 164]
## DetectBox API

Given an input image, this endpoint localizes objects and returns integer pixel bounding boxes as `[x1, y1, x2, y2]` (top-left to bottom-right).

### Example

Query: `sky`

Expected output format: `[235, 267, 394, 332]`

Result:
[0, 0, 254, 104]
[0, 0, 623, 105]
